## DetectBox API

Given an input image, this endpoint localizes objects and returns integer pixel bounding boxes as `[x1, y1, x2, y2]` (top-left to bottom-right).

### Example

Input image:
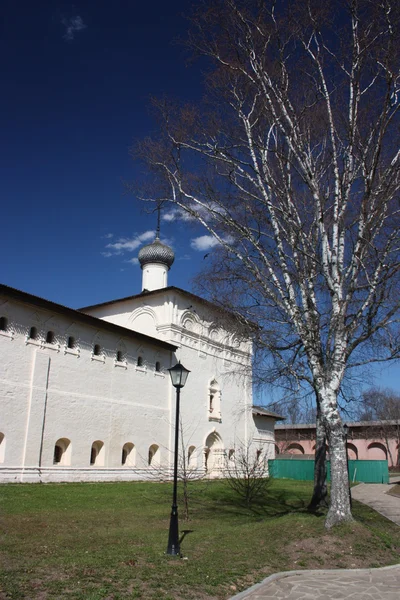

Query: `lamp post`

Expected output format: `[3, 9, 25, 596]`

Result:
[343, 423, 352, 508]
[166, 361, 190, 556]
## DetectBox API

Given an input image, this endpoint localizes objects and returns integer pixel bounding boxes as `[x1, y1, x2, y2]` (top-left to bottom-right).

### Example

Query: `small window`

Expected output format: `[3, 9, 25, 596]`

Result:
[121, 442, 135, 466]
[93, 344, 101, 356]
[116, 350, 124, 362]
[67, 336, 75, 349]
[228, 449, 235, 461]
[53, 438, 71, 466]
[137, 356, 143, 367]
[0, 317, 8, 332]
[90, 440, 104, 466]
[46, 331, 55, 344]
[29, 326, 38, 340]
[155, 361, 161, 372]
[53, 445, 63, 464]
[148, 444, 159, 466]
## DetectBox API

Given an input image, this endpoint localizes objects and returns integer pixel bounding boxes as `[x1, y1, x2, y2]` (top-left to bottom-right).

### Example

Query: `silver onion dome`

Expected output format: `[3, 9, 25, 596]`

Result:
[138, 237, 175, 269]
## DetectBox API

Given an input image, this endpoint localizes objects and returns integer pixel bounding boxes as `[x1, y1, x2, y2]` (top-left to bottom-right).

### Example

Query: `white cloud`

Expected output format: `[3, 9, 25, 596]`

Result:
[190, 234, 234, 252]
[127, 257, 139, 265]
[162, 208, 195, 222]
[103, 233, 113, 240]
[162, 202, 226, 224]
[62, 16, 87, 41]
[190, 235, 220, 251]
[106, 230, 155, 253]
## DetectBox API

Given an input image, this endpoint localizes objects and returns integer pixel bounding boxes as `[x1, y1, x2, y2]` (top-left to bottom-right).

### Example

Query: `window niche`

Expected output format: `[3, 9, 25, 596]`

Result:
[43, 330, 60, 350]
[53, 438, 71, 466]
[0, 433, 5, 464]
[135, 352, 146, 373]
[115, 343, 127, 368]
[148, 444, 160, 467]
[91, 340, 105, 363]
[121, 442, 135, 466]
[90, 440, 105, 466]
[64, 334, 80, 357]
[0, 316, 13, 339]
[208, 379, 222, 422]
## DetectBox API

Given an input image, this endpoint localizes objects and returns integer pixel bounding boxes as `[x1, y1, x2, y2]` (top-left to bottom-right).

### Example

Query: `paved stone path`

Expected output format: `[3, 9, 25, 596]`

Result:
[351, 481, 400, 526]
[230, 565, 400, 599]
[229, 480, 400, 600]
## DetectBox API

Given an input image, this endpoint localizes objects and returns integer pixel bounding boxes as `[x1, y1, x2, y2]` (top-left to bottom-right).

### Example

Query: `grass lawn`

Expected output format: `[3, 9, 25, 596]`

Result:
[0, 479, 399, 600]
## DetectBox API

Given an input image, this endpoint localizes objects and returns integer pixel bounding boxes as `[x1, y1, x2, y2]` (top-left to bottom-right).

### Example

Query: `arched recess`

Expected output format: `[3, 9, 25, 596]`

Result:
[90, 440, 105, 466]
[181, 310, 201, 333]
[129, 307, 158, 336]
[286, 443, 305, 455]
[208, 378, 222, 421]
[367, 442, 387, 460]
[53, 438, 71, 466]
[115, 341, 127, 364]
[204, 431, 224, 477]
[122, 442, 136, 466]
[148, 444, 160, 467]
[188, 445, 196, 468]
[0, 433, 5, 463]
[346, 443, 358, 460]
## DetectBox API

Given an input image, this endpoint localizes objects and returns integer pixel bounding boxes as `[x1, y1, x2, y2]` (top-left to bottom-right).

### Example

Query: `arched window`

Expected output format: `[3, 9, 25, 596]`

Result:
[90, 441, 105, 466]
[67, 336, 75, 349]
[46, 330, 55, 344]
[0, 317, 8, 331]
[155, 361, 161, 373]
[208, 379, 221, 421]
[148, 444, 160, 467]
[116, 350, 124, 362]
[228, 449, 235, 462]
[93, 343, 101, 356]
[0, 433, 5, 463]
[53, 438, 71, 466]
[29, 326, 38, 340]
[137, 355, 143, 367]
[121, 442, 135, 466]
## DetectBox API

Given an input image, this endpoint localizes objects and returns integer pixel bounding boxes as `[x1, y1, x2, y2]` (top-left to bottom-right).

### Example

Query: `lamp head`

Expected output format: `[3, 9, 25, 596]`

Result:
[168, 361, 190, 389]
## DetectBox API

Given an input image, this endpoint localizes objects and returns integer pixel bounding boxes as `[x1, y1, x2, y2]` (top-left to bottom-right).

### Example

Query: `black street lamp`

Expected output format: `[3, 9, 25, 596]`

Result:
[166, 361, 190, 556]
[343, 423, 352, 508]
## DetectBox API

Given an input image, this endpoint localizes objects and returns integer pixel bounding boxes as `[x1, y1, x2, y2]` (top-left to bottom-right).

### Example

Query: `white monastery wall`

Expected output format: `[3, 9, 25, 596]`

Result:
[1, 273, 278, 483]
[0, 293, 175, 483]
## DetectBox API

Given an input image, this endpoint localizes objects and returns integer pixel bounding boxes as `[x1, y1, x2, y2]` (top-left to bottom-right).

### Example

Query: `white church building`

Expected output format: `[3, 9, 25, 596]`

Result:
[0, 233, 281, 483]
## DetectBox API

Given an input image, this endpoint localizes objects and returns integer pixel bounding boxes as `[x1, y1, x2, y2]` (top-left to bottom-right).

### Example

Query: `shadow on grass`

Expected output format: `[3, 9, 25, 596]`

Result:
[185, 483, 321, 521]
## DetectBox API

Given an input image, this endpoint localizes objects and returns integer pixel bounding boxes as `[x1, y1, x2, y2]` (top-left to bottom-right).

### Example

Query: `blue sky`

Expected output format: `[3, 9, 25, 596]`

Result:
[1, 0, 398, 393]
[2, 0, 210, 309]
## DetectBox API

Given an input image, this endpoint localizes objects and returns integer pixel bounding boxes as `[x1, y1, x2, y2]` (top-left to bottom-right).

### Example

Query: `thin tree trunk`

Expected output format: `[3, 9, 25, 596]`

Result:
[308, 403, 328, 511]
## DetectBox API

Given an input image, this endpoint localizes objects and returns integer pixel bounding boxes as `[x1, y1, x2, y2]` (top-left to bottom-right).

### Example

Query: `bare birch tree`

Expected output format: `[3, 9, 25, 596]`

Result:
[134, 0, 400, 527]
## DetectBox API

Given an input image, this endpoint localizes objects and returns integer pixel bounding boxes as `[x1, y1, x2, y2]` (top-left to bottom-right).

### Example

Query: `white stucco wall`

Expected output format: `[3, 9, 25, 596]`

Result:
[0, 285, 276, 483]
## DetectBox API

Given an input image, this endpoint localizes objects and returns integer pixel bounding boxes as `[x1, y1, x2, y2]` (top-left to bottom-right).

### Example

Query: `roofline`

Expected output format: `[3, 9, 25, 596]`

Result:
[79, 286, 256, 332]
[275, 420, 400, 429]
[0, 284, 178, 352]
[80, 286, 230, 313]
[252, 405, 285, 420]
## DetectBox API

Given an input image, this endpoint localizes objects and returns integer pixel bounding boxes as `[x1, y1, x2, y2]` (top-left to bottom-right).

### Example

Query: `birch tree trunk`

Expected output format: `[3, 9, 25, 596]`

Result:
[308, 403, 328, 511]
[134, 0, 400, 527]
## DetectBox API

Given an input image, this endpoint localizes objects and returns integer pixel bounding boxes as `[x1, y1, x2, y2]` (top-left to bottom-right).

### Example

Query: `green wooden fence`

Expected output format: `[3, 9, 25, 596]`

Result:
[268, 459, 389, 483]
